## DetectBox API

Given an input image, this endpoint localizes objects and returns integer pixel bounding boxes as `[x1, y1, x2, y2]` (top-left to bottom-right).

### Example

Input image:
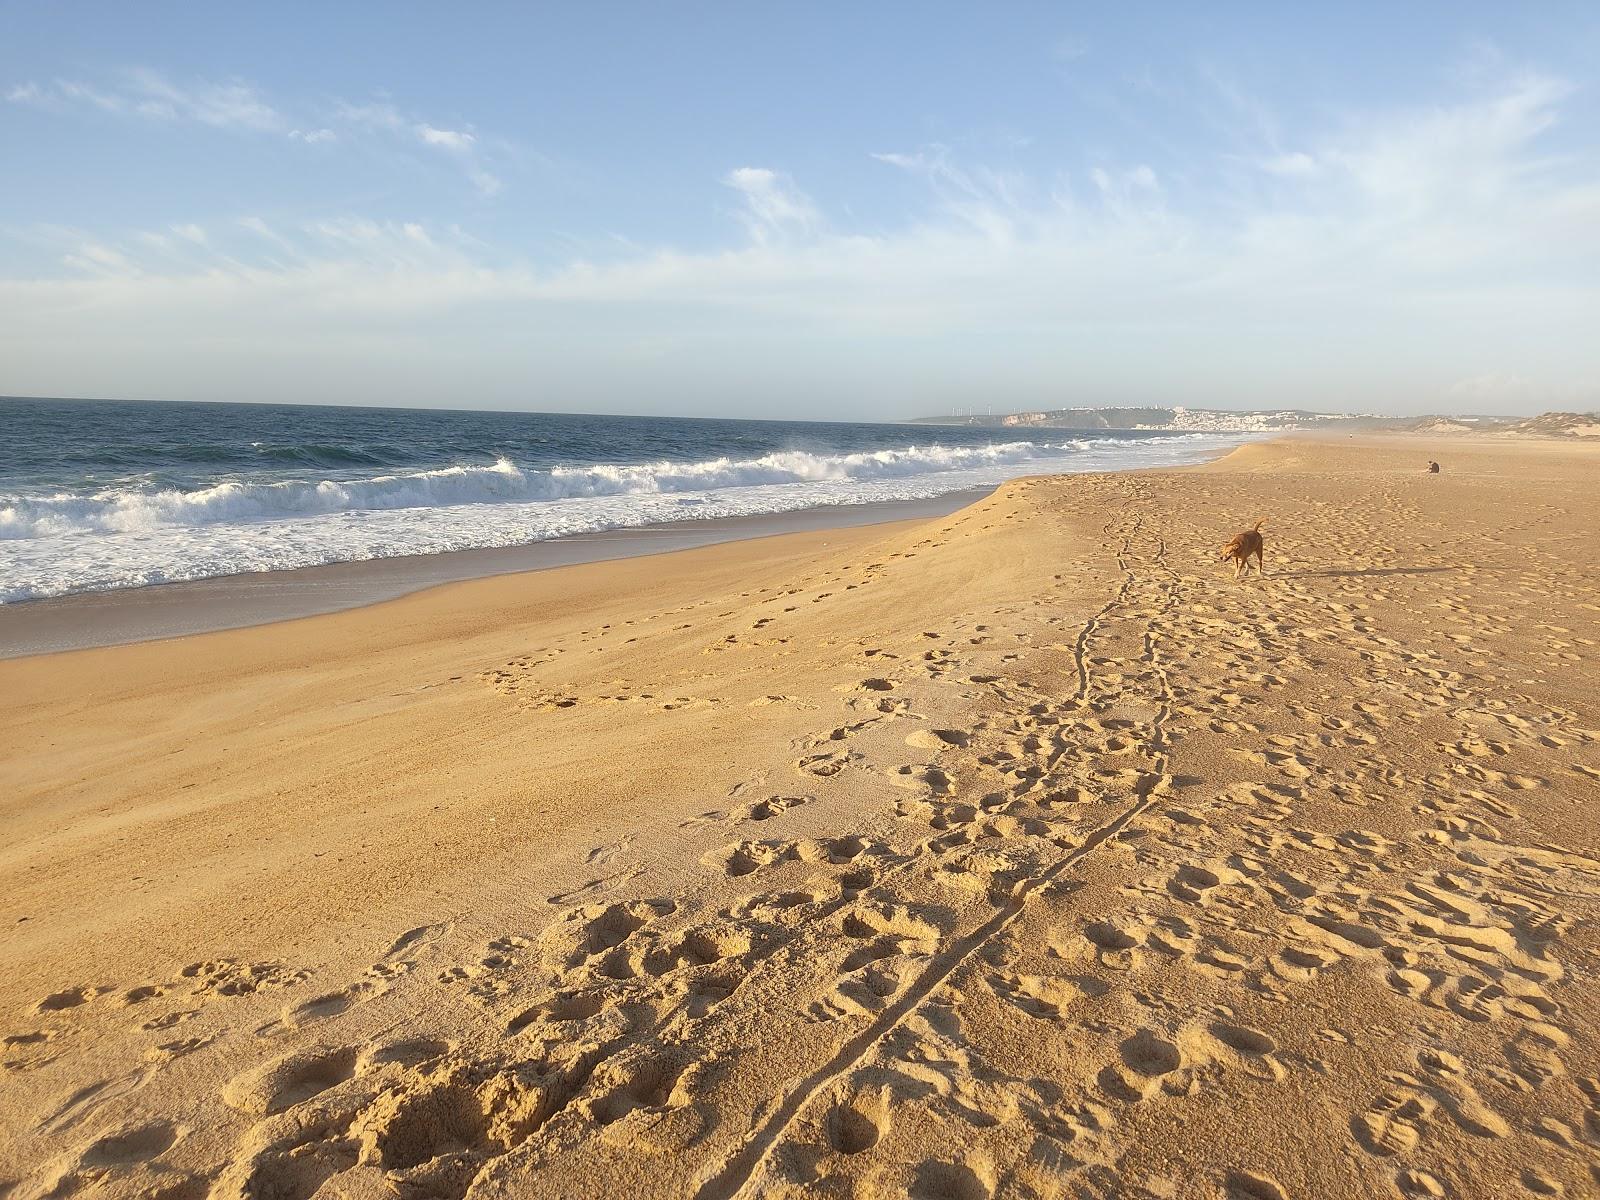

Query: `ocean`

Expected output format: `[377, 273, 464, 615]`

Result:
[0, 397, 1244, 604]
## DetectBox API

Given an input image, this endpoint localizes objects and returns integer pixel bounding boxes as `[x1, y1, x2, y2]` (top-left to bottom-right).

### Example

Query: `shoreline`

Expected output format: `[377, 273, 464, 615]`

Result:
[1, 429, 1256, 660]
[0, 489, 990, 659]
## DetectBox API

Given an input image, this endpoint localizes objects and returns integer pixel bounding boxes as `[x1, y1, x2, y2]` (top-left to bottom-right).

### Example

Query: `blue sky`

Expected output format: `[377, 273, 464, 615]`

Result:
[3, 3, 1598, 418]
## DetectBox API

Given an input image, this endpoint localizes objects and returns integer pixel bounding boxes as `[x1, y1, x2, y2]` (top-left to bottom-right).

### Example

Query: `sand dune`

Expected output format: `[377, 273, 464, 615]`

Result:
[2, 435, 1597, 1199]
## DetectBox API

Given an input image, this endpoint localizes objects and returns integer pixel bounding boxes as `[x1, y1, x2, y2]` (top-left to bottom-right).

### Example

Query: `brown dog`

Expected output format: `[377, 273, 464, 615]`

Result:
[1218, 518, 1266, 578]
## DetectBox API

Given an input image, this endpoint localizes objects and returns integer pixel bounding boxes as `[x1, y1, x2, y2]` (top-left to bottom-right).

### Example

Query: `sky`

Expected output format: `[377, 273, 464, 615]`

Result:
[3, 3, 1598, 420]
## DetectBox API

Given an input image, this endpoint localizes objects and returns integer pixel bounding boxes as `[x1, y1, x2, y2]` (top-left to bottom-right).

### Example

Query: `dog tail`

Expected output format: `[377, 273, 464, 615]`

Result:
[1252, 517, 1267, 531]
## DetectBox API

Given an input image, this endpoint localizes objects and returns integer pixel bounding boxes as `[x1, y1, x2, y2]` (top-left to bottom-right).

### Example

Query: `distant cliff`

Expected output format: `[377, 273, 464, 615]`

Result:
[907, 405, 1412, 433]
[909, 406, 1599, 437]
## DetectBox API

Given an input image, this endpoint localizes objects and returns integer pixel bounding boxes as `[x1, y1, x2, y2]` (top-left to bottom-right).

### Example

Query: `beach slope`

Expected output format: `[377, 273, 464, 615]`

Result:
[2, 436, 1597, 1199]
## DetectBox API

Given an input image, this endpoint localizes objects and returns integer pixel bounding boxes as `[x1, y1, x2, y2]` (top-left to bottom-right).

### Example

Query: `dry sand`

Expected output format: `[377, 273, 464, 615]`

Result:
[2, 435, 1597, 1200]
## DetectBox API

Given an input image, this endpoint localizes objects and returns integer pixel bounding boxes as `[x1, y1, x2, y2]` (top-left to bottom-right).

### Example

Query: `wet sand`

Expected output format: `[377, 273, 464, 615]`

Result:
[0, 491, 987, 659]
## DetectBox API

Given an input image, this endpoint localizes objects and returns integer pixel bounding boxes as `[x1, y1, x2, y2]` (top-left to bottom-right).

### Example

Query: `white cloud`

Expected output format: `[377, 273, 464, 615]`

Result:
[1090, 164, 1159, 194]
[722, 167, 821, 243]
[416, 124, 475, 151]
[873, 146, 1036, 243]
[333, 100, 405, 131]
[24, 70, 285, 131]
[3, 73, 1596, 415]
[330, 101, 502, 194]
[132, 69, 281, 130]
[60, 241, 138, 276]
[1260, 151, 1317, 177]
[468, 168, 503, 197]
[1321, 73, 1572, 214]
[236, 215, 303, 258]
[54, 79, 129, 114]
[8, 73, 511, 197]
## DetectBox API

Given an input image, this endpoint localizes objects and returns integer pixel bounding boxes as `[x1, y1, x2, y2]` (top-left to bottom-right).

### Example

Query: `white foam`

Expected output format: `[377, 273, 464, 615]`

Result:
[0, 443, 1074, 538]
[0, 435, 1246, 602]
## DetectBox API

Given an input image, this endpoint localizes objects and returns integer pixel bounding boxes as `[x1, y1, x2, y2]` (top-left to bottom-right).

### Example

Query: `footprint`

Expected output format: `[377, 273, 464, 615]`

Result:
[703, 840, 793, 878]
[4, 1028, 61, 1070]
[37, 986, 103, 1013]
[583, 1045, 693, 1126]
[539, 899, 674, 966]
[798, 751, 853, 778]
[79, 1119, 180, 1166]
[222, 1044, 359, 1116]
[359, 1038, 451, 1071]
[1098, 1027, 1188, 1103]
[826, 1087, 889, 1154]
[737, 795, 811, 822]
[905, 728, 971, 752]
[1208, 1023, 1284, 1081]
[1395, 1170, 1447, 1198]
[181, 959, 308, 998]
[1355, 1087, 1435, 1156]
[379, 921, 451, 963]
[507, 989, 609, 1035]
[910, 1158, 995, 1200]
[280, 981, 379, 1029]
[1225, 1171, 1288, 1200]
[989, 973, 1099, 1020]
[1120, 1029, 1182, 1076]
[144, 1036, 213, 1063]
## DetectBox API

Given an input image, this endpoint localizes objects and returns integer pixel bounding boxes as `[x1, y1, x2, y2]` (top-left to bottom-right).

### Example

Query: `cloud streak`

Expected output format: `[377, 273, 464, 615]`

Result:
[2, 71, 1595, 415]
[332, 100, 501, 195]
[722, 168, 821, 243]
[8, 69, 284, 131]
[7, 70, 506, 195]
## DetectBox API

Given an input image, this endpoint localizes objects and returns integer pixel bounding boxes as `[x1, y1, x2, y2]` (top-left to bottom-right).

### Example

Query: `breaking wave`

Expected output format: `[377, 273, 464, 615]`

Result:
[0, 433, 1245, 602]
[0, 442, 1072, 539]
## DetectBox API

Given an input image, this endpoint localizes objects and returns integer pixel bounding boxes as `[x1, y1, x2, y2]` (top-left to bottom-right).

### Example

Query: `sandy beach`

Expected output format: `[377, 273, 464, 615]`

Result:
[3, 434, 1597, 1200]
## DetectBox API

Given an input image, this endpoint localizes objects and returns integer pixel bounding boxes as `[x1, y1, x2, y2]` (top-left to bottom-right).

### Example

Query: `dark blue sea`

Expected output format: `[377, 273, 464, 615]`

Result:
[0, 397, 1241, 602]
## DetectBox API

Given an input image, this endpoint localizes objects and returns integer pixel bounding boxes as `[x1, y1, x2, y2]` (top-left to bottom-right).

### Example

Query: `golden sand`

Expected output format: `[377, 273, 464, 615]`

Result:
[2, 435, 1597, 1199]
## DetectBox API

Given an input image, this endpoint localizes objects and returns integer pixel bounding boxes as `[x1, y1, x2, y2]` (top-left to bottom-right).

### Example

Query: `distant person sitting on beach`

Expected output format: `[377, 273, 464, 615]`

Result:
[1428, 461, 1441, 473]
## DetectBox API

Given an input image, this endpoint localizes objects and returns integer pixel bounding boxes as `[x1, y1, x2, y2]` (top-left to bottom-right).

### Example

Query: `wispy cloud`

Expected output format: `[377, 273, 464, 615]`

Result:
[3, 71, 1596, 413]
[334, 99, 501, 195]
[871, 146, 1037, 242]
[1259, 151, 1318, 177]
[331, 100, 406, 132]
[722, 168, 821, 243]
[7, 71, 506, 195]
[416, 124, 475, 151]
[8, 69, 283, 131]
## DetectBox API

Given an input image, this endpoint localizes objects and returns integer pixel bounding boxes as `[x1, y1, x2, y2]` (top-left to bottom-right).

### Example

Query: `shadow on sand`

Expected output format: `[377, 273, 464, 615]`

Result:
[1278, 566, 1459, 580]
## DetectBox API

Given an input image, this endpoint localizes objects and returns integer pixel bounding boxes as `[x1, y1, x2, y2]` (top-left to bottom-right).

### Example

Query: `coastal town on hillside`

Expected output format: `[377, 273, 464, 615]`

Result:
[913, 404, 1600, 436]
